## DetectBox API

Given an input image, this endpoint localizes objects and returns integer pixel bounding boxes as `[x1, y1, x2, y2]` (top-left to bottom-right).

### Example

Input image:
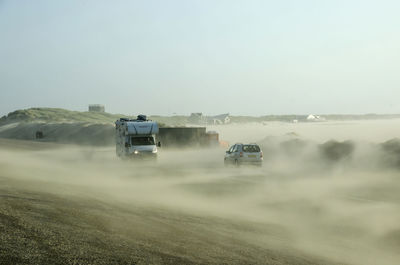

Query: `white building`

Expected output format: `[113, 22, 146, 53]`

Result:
[207, 114, 230, 125]
[306, 114, 325, 121]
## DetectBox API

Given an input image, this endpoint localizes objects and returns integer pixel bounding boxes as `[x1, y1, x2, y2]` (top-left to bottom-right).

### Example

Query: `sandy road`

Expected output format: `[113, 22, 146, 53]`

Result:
[1, 135, 400, 265]
[0, 138, 348, 265]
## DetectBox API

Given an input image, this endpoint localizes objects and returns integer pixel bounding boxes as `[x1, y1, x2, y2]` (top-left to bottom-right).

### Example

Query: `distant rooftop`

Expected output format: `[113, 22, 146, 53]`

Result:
[88, 104, 105, 113]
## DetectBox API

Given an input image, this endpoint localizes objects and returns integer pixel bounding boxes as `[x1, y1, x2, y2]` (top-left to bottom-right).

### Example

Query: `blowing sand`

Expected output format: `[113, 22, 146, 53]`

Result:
[1, 120, 400, 265]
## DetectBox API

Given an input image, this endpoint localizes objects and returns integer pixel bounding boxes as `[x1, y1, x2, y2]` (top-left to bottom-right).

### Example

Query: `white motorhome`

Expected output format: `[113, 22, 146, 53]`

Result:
[115, 115, 160, 159]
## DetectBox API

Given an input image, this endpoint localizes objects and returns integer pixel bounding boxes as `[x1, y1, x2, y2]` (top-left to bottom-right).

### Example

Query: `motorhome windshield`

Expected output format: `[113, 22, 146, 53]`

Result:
[131, 137, 155, 145]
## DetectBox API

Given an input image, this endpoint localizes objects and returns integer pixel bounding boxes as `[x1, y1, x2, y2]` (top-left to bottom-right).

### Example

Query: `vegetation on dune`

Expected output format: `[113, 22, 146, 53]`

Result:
[0, 108, 175, 126]
[149, 115, 188, 127]
[0, 108, 130, 125]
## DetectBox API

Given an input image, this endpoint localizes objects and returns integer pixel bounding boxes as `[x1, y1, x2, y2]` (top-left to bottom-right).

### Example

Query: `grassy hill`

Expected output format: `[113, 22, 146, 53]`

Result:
[0, 108, 129, 125]
[0, 108, 185, 126]
[0, 108, 180, 145]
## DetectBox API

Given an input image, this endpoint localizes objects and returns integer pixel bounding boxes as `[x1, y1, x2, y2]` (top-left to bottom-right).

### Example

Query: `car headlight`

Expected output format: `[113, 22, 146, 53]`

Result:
[134, 150, 139, 154]
[152, 149, 157, 153]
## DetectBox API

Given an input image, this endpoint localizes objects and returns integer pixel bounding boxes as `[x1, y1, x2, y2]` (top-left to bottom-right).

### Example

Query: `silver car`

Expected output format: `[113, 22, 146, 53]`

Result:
[224, 143, 263, 166]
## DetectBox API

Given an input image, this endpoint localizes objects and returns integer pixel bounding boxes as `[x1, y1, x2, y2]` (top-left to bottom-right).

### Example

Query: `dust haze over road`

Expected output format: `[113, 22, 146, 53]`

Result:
[1, 120, 400, 265]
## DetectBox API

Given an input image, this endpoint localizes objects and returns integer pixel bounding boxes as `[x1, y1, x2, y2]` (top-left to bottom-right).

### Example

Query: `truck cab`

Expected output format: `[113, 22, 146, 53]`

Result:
[115, 115, 160, 159]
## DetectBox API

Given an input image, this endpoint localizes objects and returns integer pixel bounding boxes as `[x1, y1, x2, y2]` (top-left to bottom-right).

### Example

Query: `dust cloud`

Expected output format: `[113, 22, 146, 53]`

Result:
[1, 120, 400, 265]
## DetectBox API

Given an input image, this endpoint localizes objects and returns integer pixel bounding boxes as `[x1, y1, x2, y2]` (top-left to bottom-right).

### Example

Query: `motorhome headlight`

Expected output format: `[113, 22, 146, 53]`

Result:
[134, 150, 139, 154]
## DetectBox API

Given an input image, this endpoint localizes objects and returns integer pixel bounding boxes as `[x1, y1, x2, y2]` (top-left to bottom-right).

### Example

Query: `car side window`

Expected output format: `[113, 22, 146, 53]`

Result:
[228, 145, 235, 153]
[233, 145, 239, 152]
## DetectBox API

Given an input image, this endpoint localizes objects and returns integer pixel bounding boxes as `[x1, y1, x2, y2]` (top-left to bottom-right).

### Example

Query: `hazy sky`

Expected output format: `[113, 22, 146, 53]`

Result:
[1, 0, 399, 116]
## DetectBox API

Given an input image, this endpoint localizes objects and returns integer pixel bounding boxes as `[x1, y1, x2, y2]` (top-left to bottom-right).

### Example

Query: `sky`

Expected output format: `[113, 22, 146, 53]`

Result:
[0, 0, 399, 116]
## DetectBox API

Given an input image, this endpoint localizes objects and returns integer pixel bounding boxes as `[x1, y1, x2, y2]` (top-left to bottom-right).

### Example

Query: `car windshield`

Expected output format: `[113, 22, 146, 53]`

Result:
[131, 137, 155, 145]
[242, 145, 260, 152]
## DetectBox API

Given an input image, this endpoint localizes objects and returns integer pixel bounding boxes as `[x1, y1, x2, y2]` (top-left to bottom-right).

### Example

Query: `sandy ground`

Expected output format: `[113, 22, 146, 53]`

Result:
[1, 120, 400, 265]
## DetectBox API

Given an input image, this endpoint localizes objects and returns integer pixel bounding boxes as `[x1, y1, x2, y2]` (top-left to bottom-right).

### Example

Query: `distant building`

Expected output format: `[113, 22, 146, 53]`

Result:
[189, 112, 231, 125]
[89, 104, 105, 113]
[189, 113, 206, 124]
[207, 113, 230, 125]
[307, 114, 325, 122]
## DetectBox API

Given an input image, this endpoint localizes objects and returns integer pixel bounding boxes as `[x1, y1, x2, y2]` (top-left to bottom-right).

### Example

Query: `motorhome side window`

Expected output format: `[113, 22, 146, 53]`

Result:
[131, 137, 155, 145]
